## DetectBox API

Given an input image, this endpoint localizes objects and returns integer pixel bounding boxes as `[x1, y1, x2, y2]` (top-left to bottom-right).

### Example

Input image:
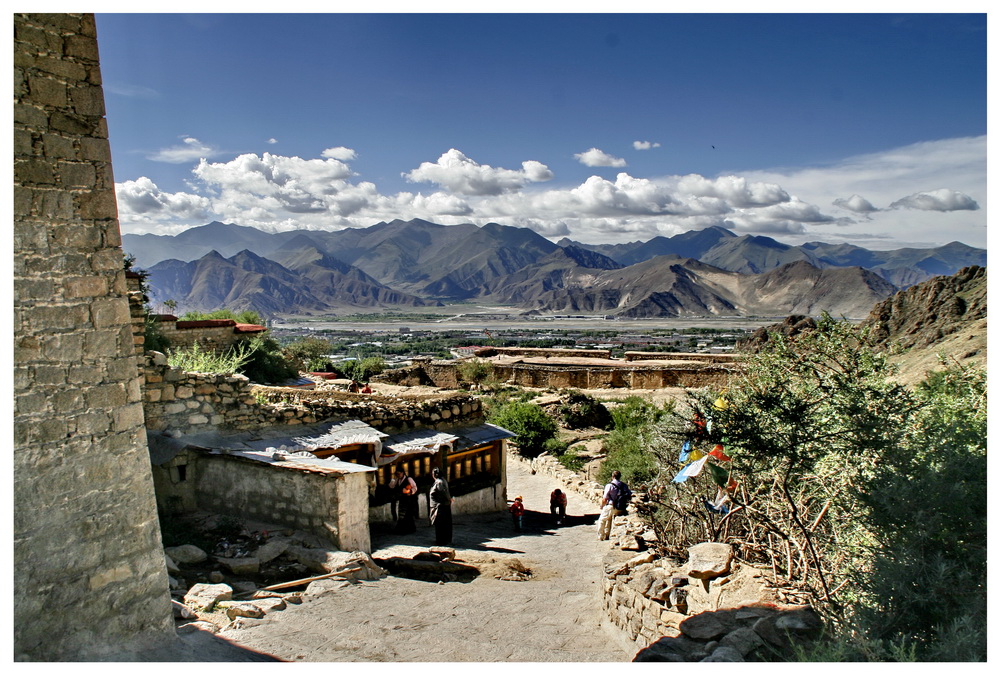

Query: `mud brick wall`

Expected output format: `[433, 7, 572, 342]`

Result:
[13, 13, 174, 660]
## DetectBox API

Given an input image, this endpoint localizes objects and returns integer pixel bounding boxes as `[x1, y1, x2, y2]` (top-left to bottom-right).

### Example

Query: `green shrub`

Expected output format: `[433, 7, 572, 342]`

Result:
[241, 336, 298, 384]
[488, 401, 558, 458]
[556, 446, 587, 472]
[167, 340, 256, 375]
[558, 391, 611, 429]
[609, 395, 667, 430]
[180, 308, 263, 325]
[596, 427, 659, 487]
[456, 358, 495, 390]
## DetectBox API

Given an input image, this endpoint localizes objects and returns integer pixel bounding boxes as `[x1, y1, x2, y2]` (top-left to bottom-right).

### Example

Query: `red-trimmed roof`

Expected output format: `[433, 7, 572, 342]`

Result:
[176, 319, 237, 329]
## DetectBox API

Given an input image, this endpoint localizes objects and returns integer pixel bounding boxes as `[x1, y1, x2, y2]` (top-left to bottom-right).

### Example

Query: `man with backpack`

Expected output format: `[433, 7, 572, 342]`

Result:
[597, 470, 632, 541]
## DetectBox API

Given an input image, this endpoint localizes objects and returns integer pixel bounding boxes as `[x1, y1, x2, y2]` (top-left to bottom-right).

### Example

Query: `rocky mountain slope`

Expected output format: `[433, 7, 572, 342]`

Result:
[739, 266, 986, 384]
[146, 248, 438, 315]
[489, 256, 896, 319]
[125, 219, 983, 318]
[863, 265, 986, 382]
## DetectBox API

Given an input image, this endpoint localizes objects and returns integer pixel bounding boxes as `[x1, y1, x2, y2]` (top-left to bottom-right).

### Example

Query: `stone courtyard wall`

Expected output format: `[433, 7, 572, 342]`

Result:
[13, 13, 174, 660]
[142, 354, 485, 436]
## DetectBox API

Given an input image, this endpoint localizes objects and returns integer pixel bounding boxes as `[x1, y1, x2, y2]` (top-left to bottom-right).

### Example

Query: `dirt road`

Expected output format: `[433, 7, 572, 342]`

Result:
[214, 459, 635, 662]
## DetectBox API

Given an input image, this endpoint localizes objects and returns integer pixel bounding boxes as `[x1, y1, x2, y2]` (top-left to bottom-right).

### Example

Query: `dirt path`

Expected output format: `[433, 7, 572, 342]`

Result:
[215, 459, 635, 662]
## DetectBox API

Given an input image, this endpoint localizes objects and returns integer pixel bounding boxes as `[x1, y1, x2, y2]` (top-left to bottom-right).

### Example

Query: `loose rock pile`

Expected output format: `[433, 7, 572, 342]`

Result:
[164, 519, 386, 633]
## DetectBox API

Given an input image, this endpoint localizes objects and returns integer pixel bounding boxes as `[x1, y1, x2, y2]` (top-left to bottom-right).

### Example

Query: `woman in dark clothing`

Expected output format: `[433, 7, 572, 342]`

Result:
[428, 467, 453, 546]
[390, 469, 418, 534]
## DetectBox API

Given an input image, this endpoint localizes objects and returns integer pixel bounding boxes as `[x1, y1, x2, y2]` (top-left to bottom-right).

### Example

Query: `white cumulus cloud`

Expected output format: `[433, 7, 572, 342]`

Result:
[889, 188, 980, 212]
[147, 136, 218, 163]
[403, 149, 553, 196]
[833, 194, 878, 213]
[116, 177, 213, 223]
[574, 148, 627, 167]
[321, 146, 357, 161]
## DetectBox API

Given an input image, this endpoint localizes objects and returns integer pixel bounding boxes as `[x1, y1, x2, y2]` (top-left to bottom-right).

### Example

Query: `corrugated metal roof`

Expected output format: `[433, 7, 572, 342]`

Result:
[206, 449, 376, 474]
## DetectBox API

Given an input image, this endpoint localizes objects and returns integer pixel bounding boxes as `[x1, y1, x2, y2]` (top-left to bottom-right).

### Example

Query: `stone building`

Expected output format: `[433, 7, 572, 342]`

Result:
[13, 13, 175, 660]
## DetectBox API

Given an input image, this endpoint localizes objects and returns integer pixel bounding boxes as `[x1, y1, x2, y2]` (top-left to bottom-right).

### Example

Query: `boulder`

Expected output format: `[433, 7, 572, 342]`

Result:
[305, 578, 351, 597]
[634, 635, 707, 662]
[216, 556, 260, 576]
[183, 583, 232, 611]
[679, 612, 729, 641]
[249, 597, 287, 615]
[208, 571, 225, 583]
[219, 602, 264, 621]
[177, 621, 220, 635]
[686, 542, 733, 580]
[719, 626, 766, 656]
[255, 537, 292, 564]
[164, 553, 180, 574]
[165, 544, 208, 564]
[701, 645, 744, 662]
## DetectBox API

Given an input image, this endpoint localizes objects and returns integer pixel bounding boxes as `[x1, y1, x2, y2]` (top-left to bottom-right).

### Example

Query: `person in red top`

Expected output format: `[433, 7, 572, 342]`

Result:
[550, 488, 568, 525]
[509, 496, 525, 531]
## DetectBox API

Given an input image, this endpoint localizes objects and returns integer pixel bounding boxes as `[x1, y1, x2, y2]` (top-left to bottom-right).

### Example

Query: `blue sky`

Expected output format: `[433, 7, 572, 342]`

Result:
[94, 10, 987, 249]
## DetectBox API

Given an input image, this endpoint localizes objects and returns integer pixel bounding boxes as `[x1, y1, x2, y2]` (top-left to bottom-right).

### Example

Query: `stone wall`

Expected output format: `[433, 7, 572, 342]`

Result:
[379, 359, 734, 391]
[13, 13, 174, 660]
[193, 453, 373, 552]
[142, 354, 485, 436]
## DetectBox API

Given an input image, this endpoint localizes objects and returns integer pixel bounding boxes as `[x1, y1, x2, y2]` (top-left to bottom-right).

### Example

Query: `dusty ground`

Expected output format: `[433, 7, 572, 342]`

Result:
[141, 459, 637, 662]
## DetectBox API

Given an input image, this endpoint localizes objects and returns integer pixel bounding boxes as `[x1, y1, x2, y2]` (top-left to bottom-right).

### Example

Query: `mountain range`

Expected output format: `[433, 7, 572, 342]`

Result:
[124, 219, 985, 319]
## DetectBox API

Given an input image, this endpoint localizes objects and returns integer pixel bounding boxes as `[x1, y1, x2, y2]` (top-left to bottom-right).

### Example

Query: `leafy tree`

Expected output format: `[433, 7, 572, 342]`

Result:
[849, 365, 987, 660]
[644, 315, 918, 598]
[284, 337, 335, 372]
[456, 358, 495, 390]
[336, 356, 386, 383]
[487, 401, 558, 458]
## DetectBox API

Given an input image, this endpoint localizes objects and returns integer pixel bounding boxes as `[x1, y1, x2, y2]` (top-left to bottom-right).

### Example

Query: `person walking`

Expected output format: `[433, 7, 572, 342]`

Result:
[550, 488, 567, 525]
[597, 470, 631, 541]
[509, 496, 525, 531]
[428, 467, 453, 546]
[390, 469, 418, 534]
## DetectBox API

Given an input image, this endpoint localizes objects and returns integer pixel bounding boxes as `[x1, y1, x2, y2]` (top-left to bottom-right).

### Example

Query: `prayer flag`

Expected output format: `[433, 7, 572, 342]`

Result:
[682, 454, 709, 478]
[688, 448, 705, 462]
[709, 444, 731, 462]
[707, 461, 731, 488]
[679, 440, 692, 463]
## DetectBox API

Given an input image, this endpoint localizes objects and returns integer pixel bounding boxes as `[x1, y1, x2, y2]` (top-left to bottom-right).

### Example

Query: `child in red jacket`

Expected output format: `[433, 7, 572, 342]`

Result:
[509, 496, 525, 531]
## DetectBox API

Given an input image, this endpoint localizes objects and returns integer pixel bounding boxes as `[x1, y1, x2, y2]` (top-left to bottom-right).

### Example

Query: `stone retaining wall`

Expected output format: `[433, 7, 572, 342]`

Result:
[142, 353, 484, 436]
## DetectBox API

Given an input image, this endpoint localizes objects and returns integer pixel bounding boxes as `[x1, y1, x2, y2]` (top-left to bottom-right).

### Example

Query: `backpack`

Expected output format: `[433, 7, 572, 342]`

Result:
[611, 480, 633, 511]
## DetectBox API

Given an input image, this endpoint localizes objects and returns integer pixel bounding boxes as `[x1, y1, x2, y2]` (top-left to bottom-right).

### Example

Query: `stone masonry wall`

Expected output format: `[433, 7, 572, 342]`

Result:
[194, 454, 373, 552]
[142, 354, 485, 436]
[13, 13, 174, 660]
